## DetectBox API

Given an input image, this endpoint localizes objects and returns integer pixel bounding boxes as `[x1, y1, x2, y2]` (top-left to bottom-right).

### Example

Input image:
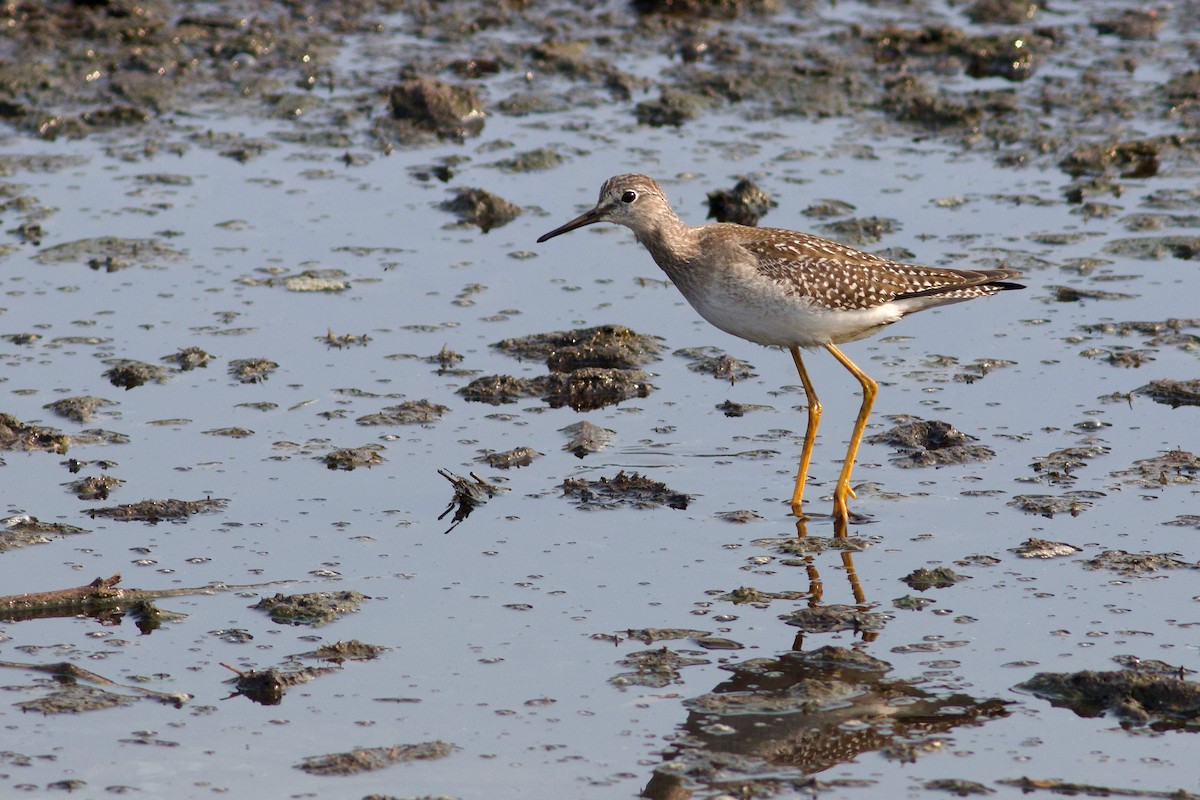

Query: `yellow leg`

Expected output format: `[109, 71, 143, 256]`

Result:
[789, 346, 821, 517]
[824, 343, 878, 523]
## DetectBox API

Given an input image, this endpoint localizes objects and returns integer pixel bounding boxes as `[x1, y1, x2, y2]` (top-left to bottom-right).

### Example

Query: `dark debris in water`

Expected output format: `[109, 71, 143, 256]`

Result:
[715, 399, 772, 417]
[1007, 492, 1100, 517]
[1136, 379, 1200, 408]
[439, 186, 521, 232]
[1110, 449, 1199, 487]
[645, 645, 1010, 798]
[866, 417, 995, 468]
[1081, 550, 1198, 576]
[228, 357, 279, 384]
[356, 399, 449, 426]
[321, 445, 385, 471]
[1, 514, 88, 552]
[387, 76, 485, 142]
[41, 396, 117, 424]
[223, 662, 340, 706]
[493, 325, 664, 368]
[784, 604, 889, 635]
[457, 374, 542, 405]
[1017, 669, 1200, 729]
[539, 367, 654, 411]
[161, 346, 214, 371]
[297, 639, 389, 663]
[923, 778, 994, 796]
[438, 469, 506, 533]
[1029, 443, 1109, 485]
[0, 413, 69, 453]
[561, 470, 690, 510]
[721, 586, 808, 604]
[34, 236, 184, 267]
[477, 446, 541, 469]
[1080, 346, 1156, 368]
[103, 359, 170, 390]
[64, 474, 123, 501]
[609, 647, 710, 689]
[252, 590, 367, 627]
[88, 497, 228, 523]
[1060, 138, 1163, 179]
[1105, 235, 1200, 261]
[296, 740, 459, 776]
[1009, 538, 1082, 559]
[706, 176, 775, 226]
[16, 684, 136, 715]
[477, 327, 662, 410]
[674, 346, 757, 382]
[319, 329, 370, 349]
[893, 595, 936, 611]
[902, 566, 968, 591]
[609, 628, 712, 645]
[716, 509, 764, 523]
[559, 420, 614, 458]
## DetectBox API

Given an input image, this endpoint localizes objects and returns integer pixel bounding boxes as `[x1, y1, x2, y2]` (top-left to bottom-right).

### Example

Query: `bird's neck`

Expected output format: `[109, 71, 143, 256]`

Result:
[633, 215, 698, 275]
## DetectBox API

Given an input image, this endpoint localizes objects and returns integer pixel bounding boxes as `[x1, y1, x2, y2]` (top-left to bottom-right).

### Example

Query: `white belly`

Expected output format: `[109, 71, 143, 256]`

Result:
[678, 279, 903, 348]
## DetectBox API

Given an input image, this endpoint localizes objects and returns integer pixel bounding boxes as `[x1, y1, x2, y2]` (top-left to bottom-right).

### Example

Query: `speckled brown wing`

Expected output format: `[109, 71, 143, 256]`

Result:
[740, 229, 1021, 311]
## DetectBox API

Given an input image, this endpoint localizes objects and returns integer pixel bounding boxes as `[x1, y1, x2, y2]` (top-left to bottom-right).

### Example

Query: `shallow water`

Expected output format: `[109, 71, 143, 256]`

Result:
[3, 3, 1200, 799]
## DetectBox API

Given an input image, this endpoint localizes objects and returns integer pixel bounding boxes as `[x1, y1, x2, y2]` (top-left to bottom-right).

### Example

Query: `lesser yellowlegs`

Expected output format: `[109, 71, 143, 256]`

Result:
[538, 174, 1023, 523]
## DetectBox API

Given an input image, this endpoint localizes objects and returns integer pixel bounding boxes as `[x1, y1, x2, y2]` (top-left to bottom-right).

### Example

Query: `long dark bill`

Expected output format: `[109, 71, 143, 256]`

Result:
[536, 205, 608, 243]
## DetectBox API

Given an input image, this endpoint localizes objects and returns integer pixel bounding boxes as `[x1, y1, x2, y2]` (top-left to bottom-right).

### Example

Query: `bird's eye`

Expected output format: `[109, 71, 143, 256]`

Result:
[621, 190, 637, 204]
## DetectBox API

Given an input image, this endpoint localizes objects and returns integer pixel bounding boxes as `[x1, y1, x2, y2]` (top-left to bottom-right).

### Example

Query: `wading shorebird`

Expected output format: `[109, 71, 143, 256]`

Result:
[538, 174, 1023, 523]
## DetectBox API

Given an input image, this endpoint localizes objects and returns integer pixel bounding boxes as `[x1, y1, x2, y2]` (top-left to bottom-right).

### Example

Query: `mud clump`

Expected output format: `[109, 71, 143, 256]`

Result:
[538, 367, 654, 411]
[66, 474, 123, 500]
[1029, 444, 1110, 485]
[1, 514, 89, 552]
[0, 413, 70, 453]
[1009, 538, 1082, 559]
[1007, 493, 1098, 517]
[162, 346, 214, 371]
[470, 326, 662, 411]
[1060, 139, 1163, 179]
[706, 177, 775, 226]
[902, 566, 968, 591]
[610, 647, 710, 689]
[866, 417, 995, 467]
[675, 346, 757, 382]
[228, 358, 278, 384]
[457, 374, 542, 405]
[478, 446, 541, 469]
[387, 77, 485, 141]
[783, 605, 888, 635]
[561, 471, 690, 510]
[103, 359, 170, 390]
[1017, 669, 1200, 729]
[88, 497, 228, 523]
[630, 0, 778, 19]
[321, 445, 385, 471]
[1081, 550, 1198, 576]
[296, 741, 458, 776]
[252, 590, 367, 626]
[42, 396, 117, 424]
[560, 421, 614, 458]
[494, 325, 665, 369]
[1136, 379, 1200, 408]
[299, 640, 389, 662]
[356, 400, 449, 426]
[964, 0, 1039, 25]
[1111, 449, 1199, 487]
[440, 187, 521, 232]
